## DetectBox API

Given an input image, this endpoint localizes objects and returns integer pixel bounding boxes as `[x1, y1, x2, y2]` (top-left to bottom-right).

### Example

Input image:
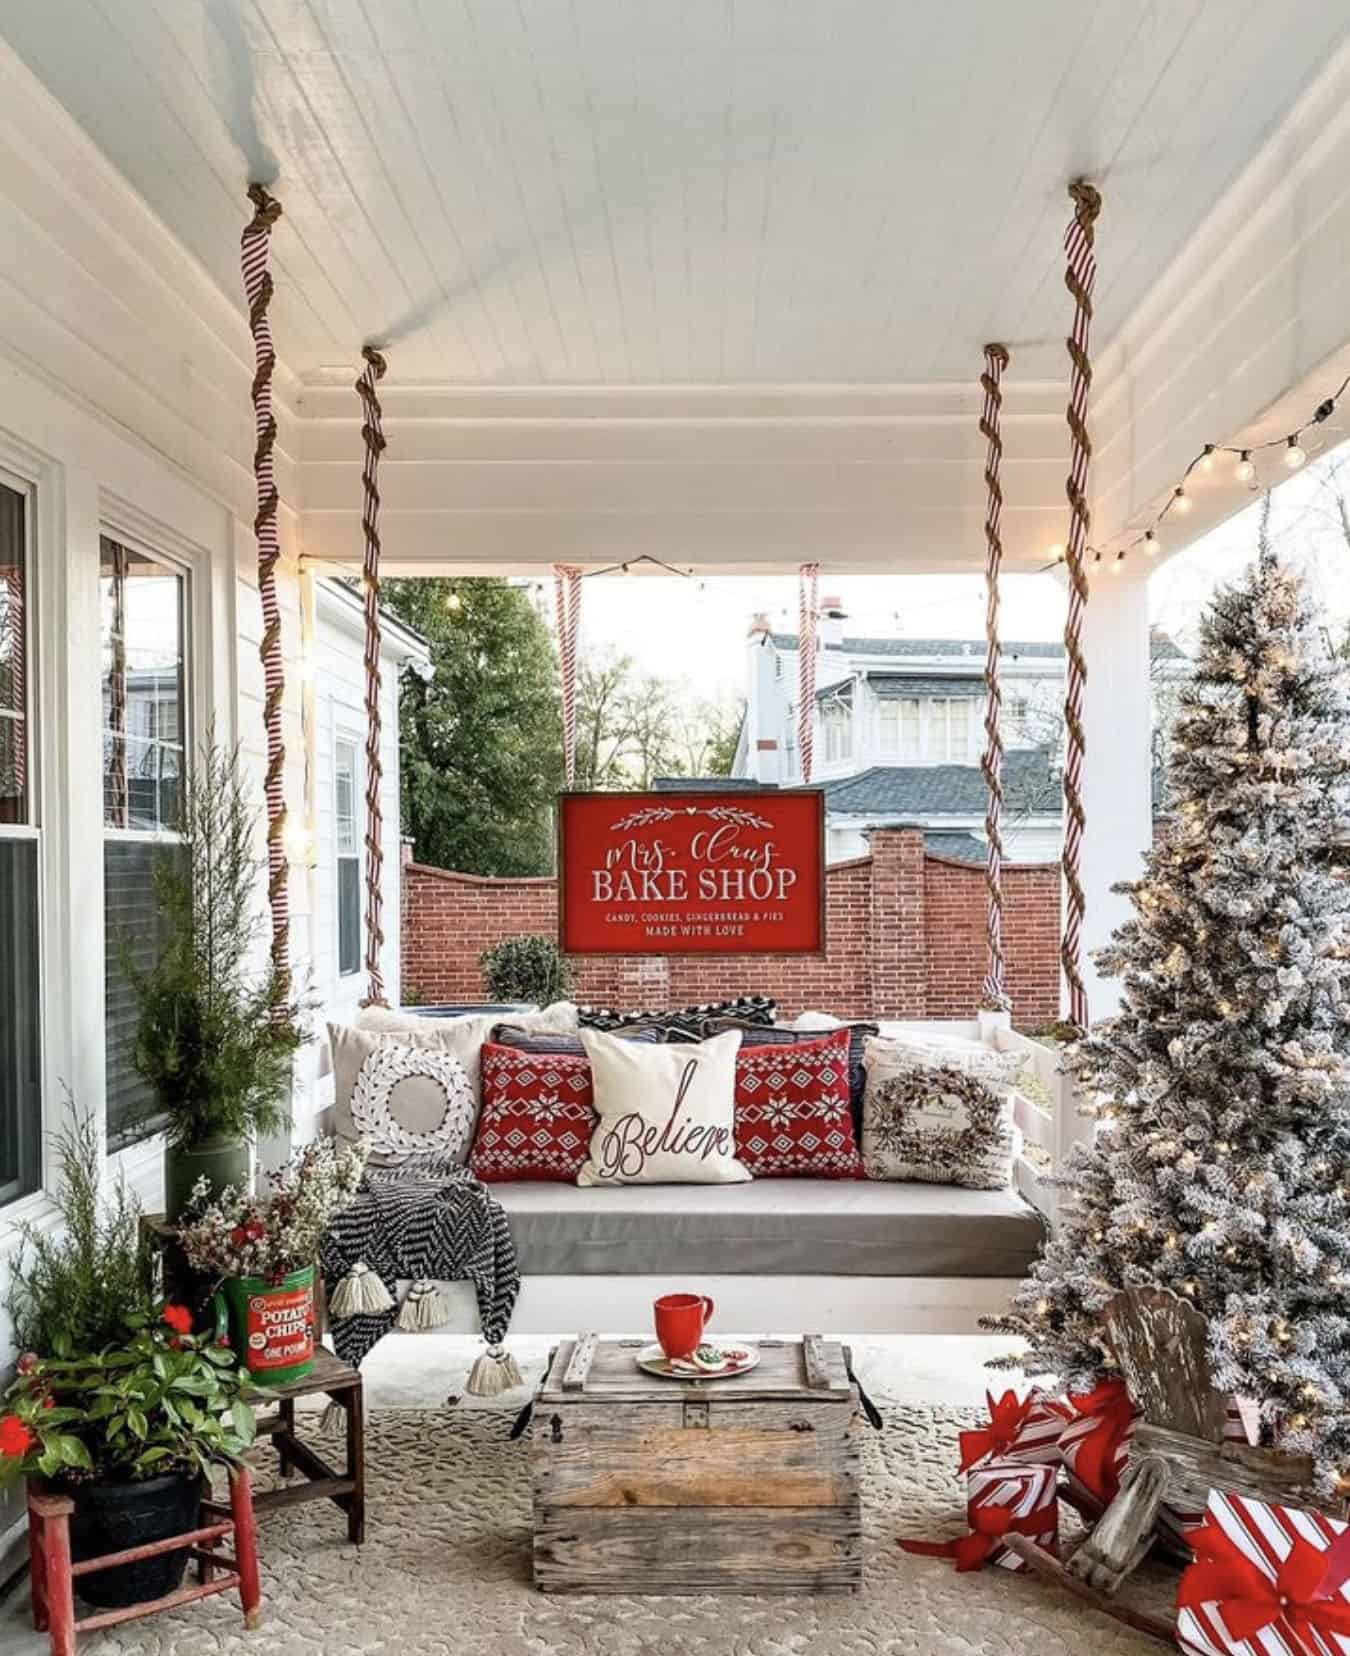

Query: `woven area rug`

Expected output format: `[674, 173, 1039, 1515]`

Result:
[64, 1392, 1182, 1656]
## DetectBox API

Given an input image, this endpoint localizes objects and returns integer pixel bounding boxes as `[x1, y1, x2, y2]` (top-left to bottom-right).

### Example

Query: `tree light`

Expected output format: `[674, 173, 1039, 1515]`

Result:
[1285, 436, 1307, 469]
[1235, 451, 1255, 483]
[1173, 487, 1194, 515]
[1198, 444, 1216, 473]
[1144, 531, 1161, 556]
[445, 588, 463, 614]
[1110, 552, 1126, 575]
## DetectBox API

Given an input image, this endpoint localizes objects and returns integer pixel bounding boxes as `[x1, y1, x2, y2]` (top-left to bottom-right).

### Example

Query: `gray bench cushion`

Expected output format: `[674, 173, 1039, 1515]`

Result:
[491, 1178, 1045, 1279]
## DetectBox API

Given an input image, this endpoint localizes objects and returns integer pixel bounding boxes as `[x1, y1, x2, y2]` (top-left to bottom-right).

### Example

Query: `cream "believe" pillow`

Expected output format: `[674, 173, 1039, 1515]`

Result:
[576, 1028, 750, 1186]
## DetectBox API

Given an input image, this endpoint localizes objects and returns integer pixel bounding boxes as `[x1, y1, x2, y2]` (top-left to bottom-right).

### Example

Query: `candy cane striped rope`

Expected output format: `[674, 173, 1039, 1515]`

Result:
[1060, 179, 1101, 1033]
[107, 538, 128, 829]
[241, 182, 290, 1006]
[356, 345, 388, 1007]
[553, 564, 583, 785]
[797, 562, 820, 783]
[979, 344, 1010, 1013]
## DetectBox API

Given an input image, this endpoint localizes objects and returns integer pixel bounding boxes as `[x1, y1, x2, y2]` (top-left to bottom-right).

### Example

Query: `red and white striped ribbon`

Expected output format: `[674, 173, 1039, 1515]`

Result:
[797, 562, 820, 783]
[1060, 180, 1101, 1033]
[553, 564, 583, 786]
[241, 182, 290, 1005]
[356, 345, 388, 1007]
[980, 344, 1010, 1012]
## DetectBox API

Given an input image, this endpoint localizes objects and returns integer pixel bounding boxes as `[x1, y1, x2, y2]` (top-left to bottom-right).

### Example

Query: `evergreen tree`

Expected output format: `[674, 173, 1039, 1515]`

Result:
[383, 578, 563, 876]
[991, 545, 1350, 1488]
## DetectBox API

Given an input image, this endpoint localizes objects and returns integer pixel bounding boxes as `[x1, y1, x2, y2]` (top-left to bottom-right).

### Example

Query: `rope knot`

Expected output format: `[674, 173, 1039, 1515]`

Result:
[245, 182, 283, 231]
[1068, 178, 1102, 236]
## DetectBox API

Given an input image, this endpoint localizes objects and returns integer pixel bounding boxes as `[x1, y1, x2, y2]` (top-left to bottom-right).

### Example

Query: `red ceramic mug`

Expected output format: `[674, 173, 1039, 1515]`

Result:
[654, 1293, 715, 1361]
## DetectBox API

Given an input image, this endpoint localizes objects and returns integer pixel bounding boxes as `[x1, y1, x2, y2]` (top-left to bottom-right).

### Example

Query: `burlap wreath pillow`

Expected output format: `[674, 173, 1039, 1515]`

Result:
[861, 1038, 1019, 1189]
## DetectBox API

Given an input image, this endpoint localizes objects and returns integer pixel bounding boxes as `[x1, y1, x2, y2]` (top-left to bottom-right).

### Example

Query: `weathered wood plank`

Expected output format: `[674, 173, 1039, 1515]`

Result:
[1132, 1422, 1334, 1515]
[1066, 1455, 1168, 1593]
[1003, 1536, 1177, 1644]
[803, 1333, 844, 1393]
[534, 1507, 862, 1595]
[534, 1424, 859, 1509]
[1103, 1288, 1227, 1441]
[563, 1333, 599, 1393]
[539, 1337, 850, 1404]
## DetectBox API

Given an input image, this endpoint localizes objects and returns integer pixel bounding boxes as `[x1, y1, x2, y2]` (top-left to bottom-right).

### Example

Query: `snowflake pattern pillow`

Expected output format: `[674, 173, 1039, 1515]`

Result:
[861, 1037, 1021, 1189]
[734, 1028, 863, 1178]
[470, 1043, 598, 1183]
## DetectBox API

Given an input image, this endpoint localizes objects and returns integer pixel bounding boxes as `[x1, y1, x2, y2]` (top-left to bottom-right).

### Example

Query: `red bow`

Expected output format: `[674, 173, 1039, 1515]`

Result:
[1179, 1521, 1350, 1653]
[900, 1504, 1054, 1573]
[1065, 1378, 1136, 1502]
[958, 1390, 1037, 1473]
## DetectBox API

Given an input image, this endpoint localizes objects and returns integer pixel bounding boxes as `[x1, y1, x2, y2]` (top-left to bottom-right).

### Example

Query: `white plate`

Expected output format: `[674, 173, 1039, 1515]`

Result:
[635, 1342, 761, 1381]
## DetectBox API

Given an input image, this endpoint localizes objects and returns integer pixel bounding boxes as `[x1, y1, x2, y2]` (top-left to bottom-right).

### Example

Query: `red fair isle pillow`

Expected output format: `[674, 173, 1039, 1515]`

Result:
[471, 1042, 598, 1183]
[734, 1027, 863, 1177]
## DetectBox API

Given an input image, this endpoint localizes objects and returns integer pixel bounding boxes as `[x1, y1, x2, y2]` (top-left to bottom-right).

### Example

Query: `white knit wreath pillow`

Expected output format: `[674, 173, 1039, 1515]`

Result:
[348, 1040, 477, 1159]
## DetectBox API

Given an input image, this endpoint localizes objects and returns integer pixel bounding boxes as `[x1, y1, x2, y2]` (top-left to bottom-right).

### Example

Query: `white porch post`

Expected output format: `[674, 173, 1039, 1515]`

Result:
[1075, 569, 1152, 1021]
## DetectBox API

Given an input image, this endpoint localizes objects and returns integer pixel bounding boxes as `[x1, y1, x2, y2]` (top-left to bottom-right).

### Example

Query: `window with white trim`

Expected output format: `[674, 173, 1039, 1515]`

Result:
[100, 536, 188, 1148]
[878, 699, 922, 761]
[335, 737, 361, 977]
[0, 478, 40, 1206]
[821, 697, 851, 764]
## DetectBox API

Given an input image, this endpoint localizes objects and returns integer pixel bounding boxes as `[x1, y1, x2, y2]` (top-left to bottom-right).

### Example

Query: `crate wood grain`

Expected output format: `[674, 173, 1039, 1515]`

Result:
[532, 1335, 862, 1595]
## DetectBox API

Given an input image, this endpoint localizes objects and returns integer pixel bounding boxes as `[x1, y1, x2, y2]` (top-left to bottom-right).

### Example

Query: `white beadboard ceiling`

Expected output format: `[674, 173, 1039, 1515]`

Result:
[6, 2, 1350, 573]
[5, 0, 1348, 387]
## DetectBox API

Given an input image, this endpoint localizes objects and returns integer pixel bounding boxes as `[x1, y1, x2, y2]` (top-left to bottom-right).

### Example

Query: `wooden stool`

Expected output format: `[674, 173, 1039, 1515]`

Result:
[26, 1464, 261, 1655]
[208, 1346, 366, 1544]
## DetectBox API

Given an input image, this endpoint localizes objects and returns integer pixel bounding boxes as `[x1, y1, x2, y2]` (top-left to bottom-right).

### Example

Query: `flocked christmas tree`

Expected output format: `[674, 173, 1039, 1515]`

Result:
[990, 535, 1350, 1488]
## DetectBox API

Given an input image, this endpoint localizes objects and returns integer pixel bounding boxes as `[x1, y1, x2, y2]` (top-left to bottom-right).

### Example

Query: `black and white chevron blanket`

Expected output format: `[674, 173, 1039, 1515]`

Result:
[319, 1154, 520, 1369]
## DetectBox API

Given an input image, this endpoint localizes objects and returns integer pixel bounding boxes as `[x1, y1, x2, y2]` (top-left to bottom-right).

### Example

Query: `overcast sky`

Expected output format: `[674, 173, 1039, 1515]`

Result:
[556, 438, 1350, 708]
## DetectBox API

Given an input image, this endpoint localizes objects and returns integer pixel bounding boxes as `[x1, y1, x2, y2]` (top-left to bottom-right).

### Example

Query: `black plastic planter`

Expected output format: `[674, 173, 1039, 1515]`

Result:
[69, 1471, 203, 1609]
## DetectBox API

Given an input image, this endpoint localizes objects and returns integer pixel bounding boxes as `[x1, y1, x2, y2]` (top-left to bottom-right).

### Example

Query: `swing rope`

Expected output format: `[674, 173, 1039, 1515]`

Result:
[356, 345, 389, 1007]
[554, 564, 583, 786]
[241, 183, 290, 1006]
[979, 343, 1011, 1014]
[1060, 178, 1101, 1033]
[797, 562, 820, 783]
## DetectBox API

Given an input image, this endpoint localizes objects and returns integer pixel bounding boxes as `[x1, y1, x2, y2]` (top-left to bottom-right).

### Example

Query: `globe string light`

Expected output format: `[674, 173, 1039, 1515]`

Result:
[1041, 371, 1350, 575]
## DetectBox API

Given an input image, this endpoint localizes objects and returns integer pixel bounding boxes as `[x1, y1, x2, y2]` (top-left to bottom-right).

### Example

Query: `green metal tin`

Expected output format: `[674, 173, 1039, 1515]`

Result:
[216, 1264, 317, 1386]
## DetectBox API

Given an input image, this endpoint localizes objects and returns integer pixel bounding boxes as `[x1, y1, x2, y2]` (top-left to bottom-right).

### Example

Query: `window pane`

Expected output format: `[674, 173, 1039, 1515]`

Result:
[335, 741, 357, 855]
[878, 702, 898, 755]
[0, 837, 40, 1204]
[104, 839, 178, 1148]
[900, 700, 921, 761]
[338, 857, 361, 976]
[101, 538, 185, 831]
[0, 483, 27, 827]
[948, 702, 970, 763]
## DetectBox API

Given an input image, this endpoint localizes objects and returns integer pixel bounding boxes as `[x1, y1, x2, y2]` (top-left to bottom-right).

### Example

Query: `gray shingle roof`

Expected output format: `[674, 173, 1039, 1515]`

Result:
[652, 776, 778, 793]
[923, 832, 988, 864]
[769, 629, 1186, 662]
[824, 749, 1060, 817]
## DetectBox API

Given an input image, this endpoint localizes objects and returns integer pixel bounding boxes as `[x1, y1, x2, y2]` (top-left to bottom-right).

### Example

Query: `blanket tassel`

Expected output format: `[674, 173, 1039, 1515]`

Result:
[465, 1343, 524, 1397]
[396, 1280, 450, 1332]
[330, 1261, 393, 1319]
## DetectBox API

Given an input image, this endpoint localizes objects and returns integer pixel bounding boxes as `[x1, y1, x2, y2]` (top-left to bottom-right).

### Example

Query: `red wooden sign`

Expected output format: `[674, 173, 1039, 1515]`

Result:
[558, 790, 825, 956]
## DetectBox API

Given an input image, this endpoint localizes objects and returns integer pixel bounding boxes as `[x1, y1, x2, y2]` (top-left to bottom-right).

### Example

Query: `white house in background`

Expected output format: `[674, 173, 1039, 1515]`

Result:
[730, 602, 1187, 864]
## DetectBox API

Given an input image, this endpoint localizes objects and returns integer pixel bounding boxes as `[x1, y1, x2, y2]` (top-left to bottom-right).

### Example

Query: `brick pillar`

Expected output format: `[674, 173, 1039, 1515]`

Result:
[868, 826, 927, 1019]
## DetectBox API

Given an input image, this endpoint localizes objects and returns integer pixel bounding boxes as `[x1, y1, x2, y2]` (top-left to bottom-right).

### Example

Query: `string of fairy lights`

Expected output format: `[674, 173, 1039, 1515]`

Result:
[1043, 370, 1350, 577]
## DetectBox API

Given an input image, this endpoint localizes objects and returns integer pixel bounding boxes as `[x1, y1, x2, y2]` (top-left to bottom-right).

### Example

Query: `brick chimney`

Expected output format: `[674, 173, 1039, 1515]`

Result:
[819, 595, 846, 649]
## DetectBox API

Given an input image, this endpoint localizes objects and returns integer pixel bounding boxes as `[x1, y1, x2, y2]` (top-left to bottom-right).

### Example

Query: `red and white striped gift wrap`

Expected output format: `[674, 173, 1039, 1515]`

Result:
[1177, 1489, 1350, 1656]
[1058, 1378, 1139, 1511]
[958, 1388, 1072, 1473]
[899, 1459, 1058, 1573]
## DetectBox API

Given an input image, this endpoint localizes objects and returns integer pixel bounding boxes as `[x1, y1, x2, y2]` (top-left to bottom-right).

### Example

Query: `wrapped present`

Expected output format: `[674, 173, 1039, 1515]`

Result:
[1176, 1488, 1350, 1655]
[1157, 1399, 1257, 1555]
[1059, 1376, 1138, 1510]
[900, 1459, 1058, 1573]
[958, 1388, 1072, 1474]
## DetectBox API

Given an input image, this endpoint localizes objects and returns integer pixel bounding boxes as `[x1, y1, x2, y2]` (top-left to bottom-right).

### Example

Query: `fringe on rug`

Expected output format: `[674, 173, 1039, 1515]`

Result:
[396, 1280, 450, 1332]
[330, 1261, 393, 1318]
[465, 1343, 524, 1396]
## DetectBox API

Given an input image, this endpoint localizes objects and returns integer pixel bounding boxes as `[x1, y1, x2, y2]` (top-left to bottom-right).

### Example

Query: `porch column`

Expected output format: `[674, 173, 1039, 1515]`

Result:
[1075, 568, 1152, 1021]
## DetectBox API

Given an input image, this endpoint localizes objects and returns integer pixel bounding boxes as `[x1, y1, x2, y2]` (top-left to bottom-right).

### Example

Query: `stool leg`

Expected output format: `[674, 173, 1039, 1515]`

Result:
[346, 1385, 365, 1545]
[43, 1509, 76, 1656]
[228, 1465, 263, 1631]
[277, 1399, 295, 1479]
[26, 1488, 48, 1633]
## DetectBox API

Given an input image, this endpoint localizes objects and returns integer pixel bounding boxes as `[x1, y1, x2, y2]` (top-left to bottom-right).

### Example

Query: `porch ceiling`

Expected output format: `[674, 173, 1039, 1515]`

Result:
[7, 3, 1350, 574]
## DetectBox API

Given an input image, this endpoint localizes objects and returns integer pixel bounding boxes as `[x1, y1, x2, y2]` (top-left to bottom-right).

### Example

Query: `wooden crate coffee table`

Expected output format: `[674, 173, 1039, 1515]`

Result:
[531, 1334, 862, 1595]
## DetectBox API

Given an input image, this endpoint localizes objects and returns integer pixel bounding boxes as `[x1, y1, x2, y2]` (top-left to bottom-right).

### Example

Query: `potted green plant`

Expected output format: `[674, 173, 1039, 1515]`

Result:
[126, 739, 305, 1219]
[0, 1312, 256, 1610]
[177, 1138, 366, 1386]
[479, 933, 574, 1006]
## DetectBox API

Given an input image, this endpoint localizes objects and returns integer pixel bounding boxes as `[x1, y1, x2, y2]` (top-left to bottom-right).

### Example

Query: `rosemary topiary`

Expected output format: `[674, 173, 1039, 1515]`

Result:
[479, 933, 574, 1005]
[5, 1109, 157, 1356]
[125, 739, 305, 1150]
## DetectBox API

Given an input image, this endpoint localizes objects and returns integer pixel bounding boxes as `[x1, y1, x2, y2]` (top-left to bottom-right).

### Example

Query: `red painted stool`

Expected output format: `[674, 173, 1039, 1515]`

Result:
[26, 1463, 262, 1655]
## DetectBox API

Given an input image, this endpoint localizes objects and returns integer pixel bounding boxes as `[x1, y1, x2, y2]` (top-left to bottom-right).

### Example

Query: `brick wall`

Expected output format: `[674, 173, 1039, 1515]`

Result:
[401, 827, 1062, 1022]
